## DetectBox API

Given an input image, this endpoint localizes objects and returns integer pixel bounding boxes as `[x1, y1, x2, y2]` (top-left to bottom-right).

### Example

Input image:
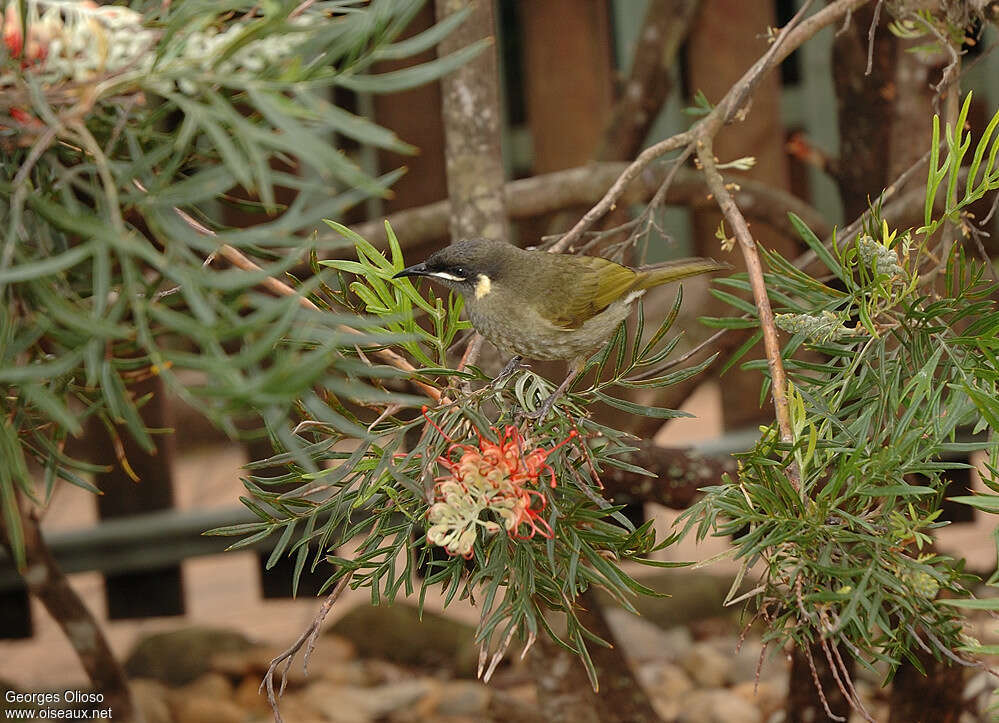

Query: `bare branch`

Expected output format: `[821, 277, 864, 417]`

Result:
[259, 573, 353, 723]
[697, 139, 795, 456]
[550, 0, 867, 253]
[345, 163, 831, 249]
[2, 499, 134, 721]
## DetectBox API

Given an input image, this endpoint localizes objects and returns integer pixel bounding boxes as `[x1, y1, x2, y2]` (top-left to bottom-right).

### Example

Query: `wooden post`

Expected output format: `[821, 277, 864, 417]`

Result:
[94, 376, 185, 619]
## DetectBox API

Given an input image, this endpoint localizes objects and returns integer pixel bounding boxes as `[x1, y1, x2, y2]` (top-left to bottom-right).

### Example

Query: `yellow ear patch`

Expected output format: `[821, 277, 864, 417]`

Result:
[474, 274, 492, 299]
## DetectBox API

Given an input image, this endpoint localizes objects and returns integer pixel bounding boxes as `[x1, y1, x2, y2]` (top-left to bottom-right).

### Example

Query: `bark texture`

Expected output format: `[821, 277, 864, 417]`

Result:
[5, 508, 135, 721]
[686, 0, 795, 431]
[435, 0, 509, 242]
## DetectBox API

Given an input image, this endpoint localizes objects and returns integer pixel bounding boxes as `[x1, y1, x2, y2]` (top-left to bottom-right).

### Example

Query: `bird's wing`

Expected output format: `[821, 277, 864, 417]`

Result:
[546, 256, 638, 330]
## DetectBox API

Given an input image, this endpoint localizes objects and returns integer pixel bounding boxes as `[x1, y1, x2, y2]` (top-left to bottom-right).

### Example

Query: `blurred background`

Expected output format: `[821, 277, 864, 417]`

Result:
[3, 1, 999, 721]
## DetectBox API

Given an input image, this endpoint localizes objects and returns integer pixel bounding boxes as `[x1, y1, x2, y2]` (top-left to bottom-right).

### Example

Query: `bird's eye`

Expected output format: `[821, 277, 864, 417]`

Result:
[453, 267, 467, 278]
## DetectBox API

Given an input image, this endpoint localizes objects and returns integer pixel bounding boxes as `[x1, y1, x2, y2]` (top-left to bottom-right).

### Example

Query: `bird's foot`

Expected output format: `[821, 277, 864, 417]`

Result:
[492, 355, 524, 386]
[518, 393, 558, 421]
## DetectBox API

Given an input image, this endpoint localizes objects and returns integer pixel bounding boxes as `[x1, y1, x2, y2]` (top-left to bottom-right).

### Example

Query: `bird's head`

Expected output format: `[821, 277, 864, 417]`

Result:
[393, 238, 512, 300]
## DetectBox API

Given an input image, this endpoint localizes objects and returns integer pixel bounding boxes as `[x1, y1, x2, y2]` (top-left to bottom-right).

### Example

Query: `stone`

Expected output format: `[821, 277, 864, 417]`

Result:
[179, 672, 233, 699]
[676, 688, 763, 723]
[732, 679, 788, 720]
[125, 627, 256, 686]
[680, 642, 733, 688]
[365, 680, 438, 718]
[268, 692, 327, 723]
[329, 603, 478, 677]
[434, 680, 492, 716]
[129, 679, 172, 723]
[304, 680, 436, 723]
[170, 695, 245, 723]
[233, 674, 270, 714]
[319, 660, 370, 687]
[603, 607, 694, 662]
[642, 661, 694, 699]
[211, 636, 355, 689]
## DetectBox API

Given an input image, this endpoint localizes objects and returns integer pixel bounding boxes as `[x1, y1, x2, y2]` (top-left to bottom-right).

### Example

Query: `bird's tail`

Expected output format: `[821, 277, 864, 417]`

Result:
[633, 258, 731, 290]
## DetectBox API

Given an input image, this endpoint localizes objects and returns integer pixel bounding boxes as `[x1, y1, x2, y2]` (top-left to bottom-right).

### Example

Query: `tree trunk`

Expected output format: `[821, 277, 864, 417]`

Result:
[435, 0, 510, 242]
[3, 504, 136, 721]
[786, 641, 851, 723]
[888, 649, 965, 723]
[686, 0, 795, 431]
[527, 589, 663, 723]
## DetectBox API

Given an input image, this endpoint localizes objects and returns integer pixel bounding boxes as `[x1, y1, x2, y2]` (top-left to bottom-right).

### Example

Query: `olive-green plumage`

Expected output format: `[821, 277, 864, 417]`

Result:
[394, 238, 728, 418]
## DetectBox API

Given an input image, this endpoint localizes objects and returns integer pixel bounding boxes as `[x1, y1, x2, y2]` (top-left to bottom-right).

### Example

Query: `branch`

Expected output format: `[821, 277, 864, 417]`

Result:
[595, 0, 701, 162]
[2, 499, 134, 721]
[696, 140, 794, 453]
[550, 0, 868, 254]
[345, 163, 831, 248]
[260, 573, 353, 723]
[434, 0, 509, 242]
[600, 441, 736, 509]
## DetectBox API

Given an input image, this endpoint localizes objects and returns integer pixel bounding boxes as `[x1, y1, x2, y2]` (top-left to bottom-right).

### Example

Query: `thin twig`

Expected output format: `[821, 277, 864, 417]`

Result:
[457, 333, 485, 372]
[129, 178, 444, 402]
[214, 243, 443, 401]
[864, 0, 884, 76]
[259, 573, 353, 723]
[802, 640, 847, 722]
[697, 139, 795, 455]
[550, 0, 861, 253]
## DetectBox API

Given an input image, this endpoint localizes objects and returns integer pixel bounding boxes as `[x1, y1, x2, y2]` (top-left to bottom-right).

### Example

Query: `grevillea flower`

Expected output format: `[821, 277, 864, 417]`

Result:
[423, 408, 577, 558]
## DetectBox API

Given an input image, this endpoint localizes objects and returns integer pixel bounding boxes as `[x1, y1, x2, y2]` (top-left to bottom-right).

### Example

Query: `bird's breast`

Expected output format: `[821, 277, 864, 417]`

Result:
[466, 292, 642, 362]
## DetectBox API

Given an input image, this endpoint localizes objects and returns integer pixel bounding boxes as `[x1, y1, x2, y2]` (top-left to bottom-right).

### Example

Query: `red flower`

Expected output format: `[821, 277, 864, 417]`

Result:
[422, 407, 577, 556]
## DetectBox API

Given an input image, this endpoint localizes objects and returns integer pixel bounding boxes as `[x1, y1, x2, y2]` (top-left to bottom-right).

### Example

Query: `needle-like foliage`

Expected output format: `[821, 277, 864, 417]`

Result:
[688, 95, 999, 695]
[0, 0, 484, 565]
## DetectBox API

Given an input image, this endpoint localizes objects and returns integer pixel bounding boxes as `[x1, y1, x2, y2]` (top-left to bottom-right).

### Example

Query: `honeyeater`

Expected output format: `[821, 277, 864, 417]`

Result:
[394, 238, 728, 419]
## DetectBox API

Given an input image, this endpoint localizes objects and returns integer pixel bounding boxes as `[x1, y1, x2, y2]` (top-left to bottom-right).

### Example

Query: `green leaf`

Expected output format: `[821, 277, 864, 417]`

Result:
[855, 485, 935, 497]
[0, 241, 94, 283]
[948, 495, 999, 512]
[22, 384, 83, 437]
[938, 597, 999, 610]
[336, 39, 491, 93]
[372, 5, 472, 61]
[789, 212, 846, 282]
[590, 391, 693, 419]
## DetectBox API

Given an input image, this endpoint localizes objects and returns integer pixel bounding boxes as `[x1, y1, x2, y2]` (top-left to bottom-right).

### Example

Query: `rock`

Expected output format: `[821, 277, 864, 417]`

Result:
[304, 680, 435, 723]
[366, 680, 437, 718]
[211, 635, 355, 689]
[680, 642, 733, 688]
[676, 688, 763, 723]
[598, 572, 743, 629]
[603, 607, 694, 662]
[319, 660, 370, 687]
[329, 604, 478, 677]
[709, 638, 788, 686]
[233, 674, 270, 714]
[732, 679, 788, 720]
[267, 691, 327, 723]
[179, 672, 233, 699]
[434, 680, 492, 716]
[129, 679, 172, 723]
[125, 627, 256, 686]
[170, 695, 245, 723]
[964, 671, 998, 715]
[303, 684, 372, 723]
[641, 661, 694, 699]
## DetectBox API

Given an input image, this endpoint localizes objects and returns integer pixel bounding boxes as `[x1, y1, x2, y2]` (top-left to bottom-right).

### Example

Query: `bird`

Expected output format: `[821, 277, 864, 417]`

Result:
[394, 238, 728, 420]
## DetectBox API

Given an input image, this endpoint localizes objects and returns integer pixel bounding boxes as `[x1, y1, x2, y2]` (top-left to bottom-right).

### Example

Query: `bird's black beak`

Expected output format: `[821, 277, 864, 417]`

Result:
[393, 262, 429, 279]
